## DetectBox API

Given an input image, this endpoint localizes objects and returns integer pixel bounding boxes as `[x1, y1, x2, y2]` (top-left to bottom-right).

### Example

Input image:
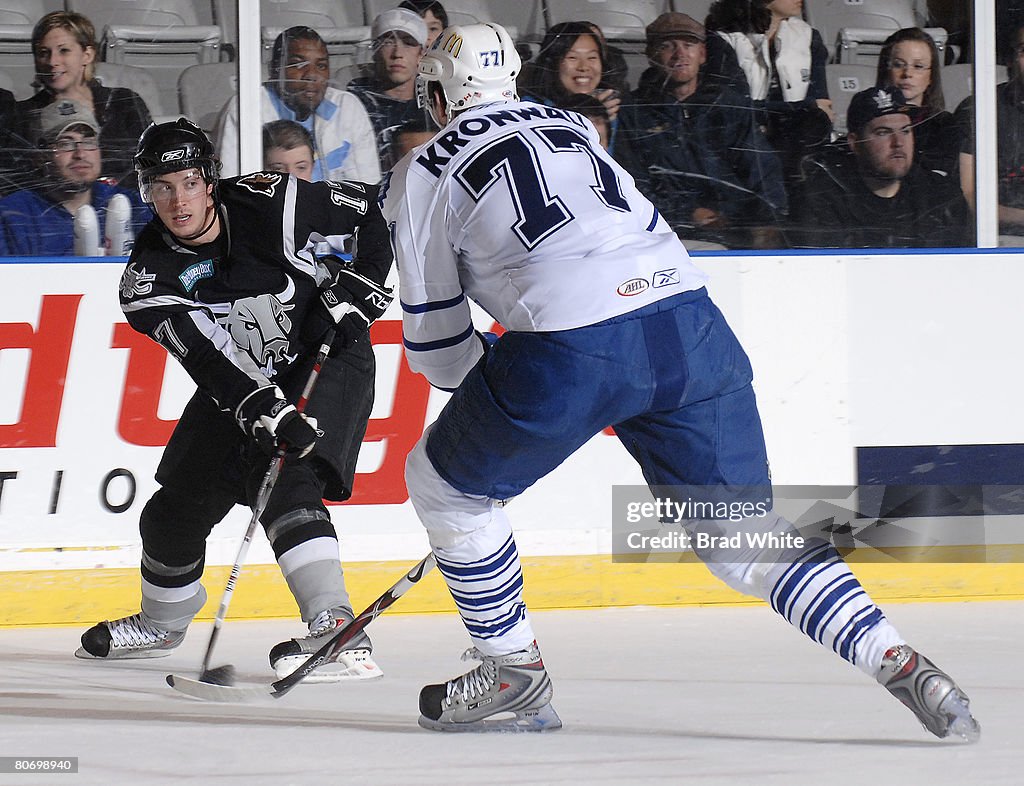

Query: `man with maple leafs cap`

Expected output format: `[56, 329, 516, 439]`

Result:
[76, 118, 394, 683]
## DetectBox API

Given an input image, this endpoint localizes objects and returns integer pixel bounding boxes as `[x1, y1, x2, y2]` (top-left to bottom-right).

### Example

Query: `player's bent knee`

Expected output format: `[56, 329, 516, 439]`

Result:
[689, 511, 806, 600]
[405, 437, 497, 549]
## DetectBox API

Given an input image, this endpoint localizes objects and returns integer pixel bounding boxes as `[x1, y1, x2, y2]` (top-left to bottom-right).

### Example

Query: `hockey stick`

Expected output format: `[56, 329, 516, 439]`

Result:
[167, 552, 437, 702]
[197, 330, 335, 686]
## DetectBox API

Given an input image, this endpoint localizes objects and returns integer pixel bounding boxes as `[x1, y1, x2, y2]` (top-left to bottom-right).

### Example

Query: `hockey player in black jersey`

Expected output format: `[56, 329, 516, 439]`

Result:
[75, 118, 394, 682]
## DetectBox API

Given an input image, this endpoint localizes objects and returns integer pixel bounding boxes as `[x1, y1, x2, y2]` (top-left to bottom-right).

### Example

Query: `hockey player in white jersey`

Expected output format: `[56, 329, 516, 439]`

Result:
[382, 23, 980, 738]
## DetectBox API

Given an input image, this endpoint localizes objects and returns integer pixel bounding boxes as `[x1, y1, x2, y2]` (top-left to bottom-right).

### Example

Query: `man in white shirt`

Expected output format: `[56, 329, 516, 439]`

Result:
[217, 26, 381, 184]
[382, 23, 979, 741]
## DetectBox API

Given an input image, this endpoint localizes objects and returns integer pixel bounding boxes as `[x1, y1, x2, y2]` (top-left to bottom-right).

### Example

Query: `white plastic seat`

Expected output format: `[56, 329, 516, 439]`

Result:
[824, 63, 877, 135]
[68, 1, 222, 115]
[941, 63, 1009, 114]
[260, 0, 370, 62]
[94, 61, 166, 119]
[177, 61, 237, 134]
[544, 0, 662, 42]
[364, 0, 521, 41]
[0, 0, 55, 100]
[805, 0, 943, 65]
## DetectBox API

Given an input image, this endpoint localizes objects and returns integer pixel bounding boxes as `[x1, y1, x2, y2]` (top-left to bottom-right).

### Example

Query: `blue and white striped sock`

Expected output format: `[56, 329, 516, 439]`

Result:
[769, 541, 902, 676]
[435, 529, 535, 656]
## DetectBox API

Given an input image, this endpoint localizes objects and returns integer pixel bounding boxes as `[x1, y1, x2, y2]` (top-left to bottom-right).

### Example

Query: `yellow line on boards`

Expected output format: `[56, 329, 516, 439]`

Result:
[2, 553, 1022, 627]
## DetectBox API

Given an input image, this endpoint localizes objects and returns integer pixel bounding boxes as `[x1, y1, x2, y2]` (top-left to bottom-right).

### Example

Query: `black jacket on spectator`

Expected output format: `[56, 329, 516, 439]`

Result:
[906, 104, 962, 178]
[0, 88, 22, 196]
[788, 145, 973, 248]
[956, 80, 1024, 231]
[615, 66, 787, 247]
[13, 80, 151, 185]
[346, 76, 422, 173]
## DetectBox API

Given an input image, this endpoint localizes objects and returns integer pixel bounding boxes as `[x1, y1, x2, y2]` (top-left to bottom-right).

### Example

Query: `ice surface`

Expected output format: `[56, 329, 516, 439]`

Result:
[0, 602, 1019, 785]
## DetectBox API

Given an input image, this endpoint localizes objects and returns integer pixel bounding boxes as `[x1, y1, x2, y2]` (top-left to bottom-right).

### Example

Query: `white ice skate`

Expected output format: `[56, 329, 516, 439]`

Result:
[269, 607, 383, 683]
[75, 612, 185, 659]
[418, 641, 562, 732]
[878, 644, 980, 742]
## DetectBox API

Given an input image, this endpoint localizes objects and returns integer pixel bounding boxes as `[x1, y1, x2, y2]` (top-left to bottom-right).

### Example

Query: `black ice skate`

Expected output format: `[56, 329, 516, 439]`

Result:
[878, 644, 980, 742]
[418, 641, 562, 732]
[269, 606, 383, 682]
[75, 612, 185, 659]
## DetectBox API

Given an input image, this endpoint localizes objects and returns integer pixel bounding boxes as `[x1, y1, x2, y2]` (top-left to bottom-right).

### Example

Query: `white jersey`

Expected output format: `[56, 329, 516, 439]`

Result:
[381, 100, 708, 390]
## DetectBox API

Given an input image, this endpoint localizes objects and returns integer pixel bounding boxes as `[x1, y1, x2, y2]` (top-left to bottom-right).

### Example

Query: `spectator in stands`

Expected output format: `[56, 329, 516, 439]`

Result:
[347, 9, 429, 173]
[519, 22, 622, 129]
[217, 26, 381, 184]
[876, 27, 961, 179]
[705, 0, 833, 187]
[263, 120, 316, 181]
[13, 11, 152, 184]
[956, 22, 1024, 241]
[0, 100, 150, 256]
[399, 0, 448, 49]
[559, 92, 612, 149]
[0, 86, 22, 196]
[581, 20, 630, 96]
[616, 13, 787, 250]
[788, 86, 971, 248]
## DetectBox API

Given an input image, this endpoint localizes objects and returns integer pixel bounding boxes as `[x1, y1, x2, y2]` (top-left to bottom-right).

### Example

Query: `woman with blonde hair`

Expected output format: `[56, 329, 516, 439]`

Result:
[13, 10, 152, 183]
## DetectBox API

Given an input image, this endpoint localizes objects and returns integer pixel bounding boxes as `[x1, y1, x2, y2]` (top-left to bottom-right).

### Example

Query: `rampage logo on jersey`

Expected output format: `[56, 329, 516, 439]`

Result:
[237, 172, 282, 197]
[120, 262, 156, 298]
[178, 259, 215, 292]
[415, 105, 588, 178]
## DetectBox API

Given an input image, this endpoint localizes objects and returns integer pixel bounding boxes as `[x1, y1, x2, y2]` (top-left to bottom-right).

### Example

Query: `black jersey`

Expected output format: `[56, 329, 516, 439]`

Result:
[119, 172, 392, 416]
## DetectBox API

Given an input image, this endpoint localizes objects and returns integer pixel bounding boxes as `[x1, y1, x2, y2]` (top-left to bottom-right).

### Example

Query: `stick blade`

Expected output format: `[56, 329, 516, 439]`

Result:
[199, 664, 237, 686]
[165, 673, 268, 703]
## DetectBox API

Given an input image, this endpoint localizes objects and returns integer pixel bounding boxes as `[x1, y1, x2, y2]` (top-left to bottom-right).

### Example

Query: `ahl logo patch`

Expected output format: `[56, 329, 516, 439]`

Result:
[237, 172, 282, 197]
[617, 277, 649, 297]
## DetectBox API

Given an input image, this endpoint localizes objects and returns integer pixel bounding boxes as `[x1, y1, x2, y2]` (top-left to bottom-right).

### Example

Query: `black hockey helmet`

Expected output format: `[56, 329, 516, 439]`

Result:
[134, 117, 221, 203]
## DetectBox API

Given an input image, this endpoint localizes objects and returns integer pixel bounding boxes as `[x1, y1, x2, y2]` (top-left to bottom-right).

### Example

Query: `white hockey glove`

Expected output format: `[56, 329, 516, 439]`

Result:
[319, 266, 394, 353]
[235, 386, 319, 458]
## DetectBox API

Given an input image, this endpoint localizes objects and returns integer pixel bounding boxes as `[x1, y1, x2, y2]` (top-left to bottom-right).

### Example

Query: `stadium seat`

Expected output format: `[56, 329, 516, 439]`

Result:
[805, 0, 944, 65]
[177, 61, 237, 134]
[942, 63, 1009, 114]
[363, 0, 521, 41]
[824, 63, 877, 136]
[67, 1, 222, 116]
[0, 0, 59, 101]
[260, 0, 369, 64]
[95, 61, 168, 120]
[669, 0, 712, 25]
[544, 0, 663, 43]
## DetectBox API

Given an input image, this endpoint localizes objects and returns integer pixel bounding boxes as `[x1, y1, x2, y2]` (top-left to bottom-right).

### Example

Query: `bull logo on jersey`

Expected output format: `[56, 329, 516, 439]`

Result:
[120, 262, 156, 298]
[237, 172, 282, 197]
[226, 279, 297, 378]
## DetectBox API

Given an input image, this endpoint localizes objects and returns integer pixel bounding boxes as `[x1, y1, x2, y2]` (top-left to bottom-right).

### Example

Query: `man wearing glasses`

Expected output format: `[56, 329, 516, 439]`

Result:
[347, 9, 432, 172]
[788, 86, 971, 248]
[0, 99, 150, 255]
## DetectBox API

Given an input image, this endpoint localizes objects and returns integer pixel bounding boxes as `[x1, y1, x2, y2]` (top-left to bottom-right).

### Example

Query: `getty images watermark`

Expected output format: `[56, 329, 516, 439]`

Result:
[612, 484, 1024, 563]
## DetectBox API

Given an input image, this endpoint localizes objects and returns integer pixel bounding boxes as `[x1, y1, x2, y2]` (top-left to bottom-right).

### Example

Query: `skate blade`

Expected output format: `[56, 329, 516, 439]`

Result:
[938, 690, 981, 743]
[272, 649, 384, 683]
[418, 702, 563, 733]
[74, 646, 176, 660]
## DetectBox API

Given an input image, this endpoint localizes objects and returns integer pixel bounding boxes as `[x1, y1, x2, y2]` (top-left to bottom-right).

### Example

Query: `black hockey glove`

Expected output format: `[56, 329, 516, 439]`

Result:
[235, 386, 319, 458]
[319, 267, 394, 354]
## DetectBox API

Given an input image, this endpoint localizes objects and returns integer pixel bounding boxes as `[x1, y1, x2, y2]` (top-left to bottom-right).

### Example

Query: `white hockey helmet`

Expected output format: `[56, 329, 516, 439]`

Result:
[416, 22, 521, 127]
